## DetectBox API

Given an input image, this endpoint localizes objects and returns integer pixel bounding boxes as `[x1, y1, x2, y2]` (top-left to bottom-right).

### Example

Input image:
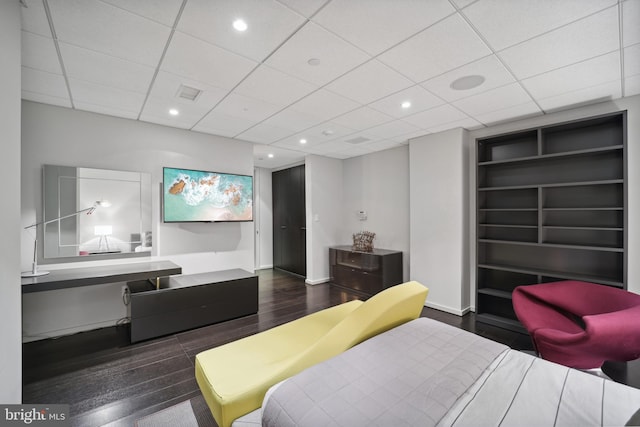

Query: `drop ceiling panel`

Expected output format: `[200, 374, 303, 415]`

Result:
[312, 0, 455, 56]
[192, 110, 257, 137]
[162, 31, 257, 89]
[140, 99, 206, 129]
[331, 106, 394, 131]
[233, 65, 318, 106]
[378, 14, 491, 82]
[213, 93, 283, 123]
[265, 22, 370, 86]
[144, 71, 228, 112]
[428, 117, 483, 133]
[331, 145, 374, 159]
[178, 0, 306, 62]
[362, 120, 421, 140]
[453, 83, 534, 116]
[474, 101, 542, 126]
[60, 43, 155, 93]
[325, 59, 414, 104]
[499, 6, 619, 80]
[47, 0, 171, 66]
[623, 0, 640, 47]
[21, 67, 68, 99]
[537, 80, 622, 111]
[22, 90, 72, 108]
[68, 77, 146, 114]
[100, 0, 184, 27]
[362, 139, 408, 152]
[261, 107, 320, 133]
[388, 129, 432, 143]
[462, 0, 617, 51]
[140, 70, 231, 127]
[276, 0, 329, 18]
[21, 0, 51, 37]
[236, 122, 295, 144]
[305, 140, 361, 155]
[21, 31, 62, 75]
[291, 120, 357, 145]
[73, 101, 139, 120]
[289, 88, 360, 121]
[522, 51, 621, 100]
[369, 85, 444, 118]
[402, 104, 469, 129]
[421, 55, 515, 102]
[451, 0, 476, 9]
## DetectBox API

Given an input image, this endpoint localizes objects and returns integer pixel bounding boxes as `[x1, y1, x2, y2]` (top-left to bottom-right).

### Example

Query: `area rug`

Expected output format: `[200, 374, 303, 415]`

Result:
[135, 395, 216, 427]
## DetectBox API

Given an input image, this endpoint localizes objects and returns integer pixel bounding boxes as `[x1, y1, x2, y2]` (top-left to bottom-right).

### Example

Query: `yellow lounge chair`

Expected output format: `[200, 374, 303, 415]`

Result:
[195, 281, 428, 427]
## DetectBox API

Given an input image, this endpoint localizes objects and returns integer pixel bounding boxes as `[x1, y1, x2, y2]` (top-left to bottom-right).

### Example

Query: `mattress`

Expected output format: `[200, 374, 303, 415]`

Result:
[245, 318, 640, 427]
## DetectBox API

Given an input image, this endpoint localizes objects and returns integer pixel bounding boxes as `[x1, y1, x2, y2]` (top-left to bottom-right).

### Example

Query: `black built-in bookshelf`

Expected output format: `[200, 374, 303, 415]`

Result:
[476, 112, 627, 332]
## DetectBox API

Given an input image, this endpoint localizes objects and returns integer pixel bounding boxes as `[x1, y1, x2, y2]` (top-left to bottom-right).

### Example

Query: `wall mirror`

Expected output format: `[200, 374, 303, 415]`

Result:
[42, 164, 152, 261]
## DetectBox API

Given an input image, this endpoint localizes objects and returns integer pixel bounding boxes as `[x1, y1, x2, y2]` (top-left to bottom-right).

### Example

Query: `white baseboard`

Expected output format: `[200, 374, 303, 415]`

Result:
[255, 265, 273, 270]
[305, 277, 330, 285]
[424, 301, 471, 317]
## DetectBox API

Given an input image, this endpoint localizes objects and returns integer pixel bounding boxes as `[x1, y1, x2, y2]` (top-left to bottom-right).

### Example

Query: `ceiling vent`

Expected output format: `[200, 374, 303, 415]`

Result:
[176, 84, 202, 101]
[345, 136, 371, 145]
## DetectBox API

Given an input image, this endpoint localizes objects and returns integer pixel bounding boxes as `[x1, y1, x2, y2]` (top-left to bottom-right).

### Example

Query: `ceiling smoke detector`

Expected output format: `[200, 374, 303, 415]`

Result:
[176, 84, 202, 101]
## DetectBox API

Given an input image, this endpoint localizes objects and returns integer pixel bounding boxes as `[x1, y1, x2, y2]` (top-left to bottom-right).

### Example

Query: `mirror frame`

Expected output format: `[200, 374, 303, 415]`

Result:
[41, 164, 153, 264]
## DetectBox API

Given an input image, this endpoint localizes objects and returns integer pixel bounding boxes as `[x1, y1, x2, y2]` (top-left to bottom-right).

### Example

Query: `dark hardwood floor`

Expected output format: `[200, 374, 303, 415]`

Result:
[22, 269, 640, 426]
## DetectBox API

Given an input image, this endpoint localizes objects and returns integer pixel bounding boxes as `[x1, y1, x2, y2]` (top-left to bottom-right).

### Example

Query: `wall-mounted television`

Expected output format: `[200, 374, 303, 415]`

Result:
[163, 167, 253, 222]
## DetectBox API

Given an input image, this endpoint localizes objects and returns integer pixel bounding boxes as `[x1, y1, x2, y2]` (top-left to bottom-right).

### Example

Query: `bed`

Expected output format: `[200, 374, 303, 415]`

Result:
[233, 318, 640, 427]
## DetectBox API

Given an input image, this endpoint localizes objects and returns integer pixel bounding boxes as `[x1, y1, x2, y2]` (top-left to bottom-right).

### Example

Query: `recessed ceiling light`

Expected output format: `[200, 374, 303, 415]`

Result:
[401, 101, 411, 109]
[233, 19, 248, 32]
[268, 153, 274, 158]
[299, 138, 307, 144]
[450, 75, 485, 91]
[169, 108, 179, 116]
[322, 129, 334, 136]
[307, 58, 321, 66]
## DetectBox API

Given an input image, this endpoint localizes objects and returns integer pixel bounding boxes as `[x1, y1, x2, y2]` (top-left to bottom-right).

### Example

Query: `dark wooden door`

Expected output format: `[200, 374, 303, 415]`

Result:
[273, 165, 306, 276]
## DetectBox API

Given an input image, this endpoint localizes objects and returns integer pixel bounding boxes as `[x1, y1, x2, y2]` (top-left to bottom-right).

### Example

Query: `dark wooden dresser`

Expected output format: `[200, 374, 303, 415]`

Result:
[329, 246, 403, 295]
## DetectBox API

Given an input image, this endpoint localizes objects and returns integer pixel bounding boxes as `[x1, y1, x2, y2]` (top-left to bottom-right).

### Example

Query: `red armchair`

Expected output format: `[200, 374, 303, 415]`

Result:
[512, 280, 640, 369]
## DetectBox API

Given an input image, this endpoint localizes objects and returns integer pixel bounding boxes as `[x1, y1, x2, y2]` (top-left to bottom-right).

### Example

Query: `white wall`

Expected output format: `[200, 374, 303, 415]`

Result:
[410, 128, 470, 315]
[468, 95, 640, 304]
[0, 0, 22, 403]
[342, 146, 411, 280]
[305, 155, 343, 284]
[254, 167, 273, 269]
[21, 101, 255, 340]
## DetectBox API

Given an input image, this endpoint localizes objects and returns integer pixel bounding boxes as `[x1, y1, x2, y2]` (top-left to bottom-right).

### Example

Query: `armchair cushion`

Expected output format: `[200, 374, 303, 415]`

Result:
[513, 280, 640, 369]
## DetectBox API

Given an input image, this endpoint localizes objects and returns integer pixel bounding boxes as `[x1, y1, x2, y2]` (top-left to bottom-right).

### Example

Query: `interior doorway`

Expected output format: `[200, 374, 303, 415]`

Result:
[272, 164, 306, 277]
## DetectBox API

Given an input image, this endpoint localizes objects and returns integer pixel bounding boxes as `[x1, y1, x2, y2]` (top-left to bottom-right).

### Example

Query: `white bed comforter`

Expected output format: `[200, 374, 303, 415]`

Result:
[248, 318, 640, 427]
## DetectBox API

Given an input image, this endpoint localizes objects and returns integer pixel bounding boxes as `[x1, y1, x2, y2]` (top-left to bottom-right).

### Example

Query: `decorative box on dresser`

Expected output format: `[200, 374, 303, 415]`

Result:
[329, 246, 403, 296]
[476, 112, 626, 332]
